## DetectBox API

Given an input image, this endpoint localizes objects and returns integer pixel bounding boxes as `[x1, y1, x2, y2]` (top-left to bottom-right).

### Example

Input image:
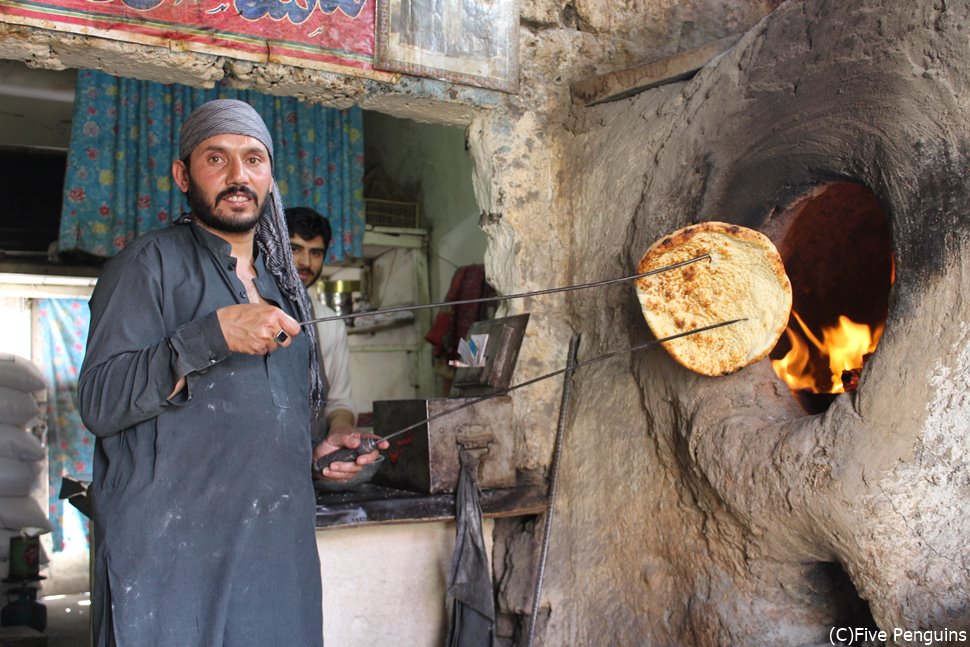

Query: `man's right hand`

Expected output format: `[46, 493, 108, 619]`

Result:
[216, 304, 301, 355]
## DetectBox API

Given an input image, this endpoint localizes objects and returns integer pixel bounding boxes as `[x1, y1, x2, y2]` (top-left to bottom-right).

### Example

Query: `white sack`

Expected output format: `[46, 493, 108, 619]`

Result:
[0, 496, 52, 533]
[0, 457, 41, 497]
[0, 423, 45, 462]
[0, 387, 40, 426]
[0, 353, 46, 393]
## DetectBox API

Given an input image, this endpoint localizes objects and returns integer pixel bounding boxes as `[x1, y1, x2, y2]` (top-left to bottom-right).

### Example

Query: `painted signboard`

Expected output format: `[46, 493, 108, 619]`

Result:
[0, 0, 395, 79]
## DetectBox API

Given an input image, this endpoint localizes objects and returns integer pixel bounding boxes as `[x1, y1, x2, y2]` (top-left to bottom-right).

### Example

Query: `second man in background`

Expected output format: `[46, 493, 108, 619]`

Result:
[285, 206, 366, 472]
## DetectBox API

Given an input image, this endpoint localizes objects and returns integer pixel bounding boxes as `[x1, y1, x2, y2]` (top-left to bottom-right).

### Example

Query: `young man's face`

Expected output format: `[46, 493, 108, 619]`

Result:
[172, 133, 273, 235]
[290, 234, 326, 287]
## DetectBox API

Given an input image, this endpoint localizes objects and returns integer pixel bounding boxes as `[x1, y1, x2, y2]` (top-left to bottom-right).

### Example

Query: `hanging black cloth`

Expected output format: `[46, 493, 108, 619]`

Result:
[446, 449, 495, 647]
[58, 475, 92, 519]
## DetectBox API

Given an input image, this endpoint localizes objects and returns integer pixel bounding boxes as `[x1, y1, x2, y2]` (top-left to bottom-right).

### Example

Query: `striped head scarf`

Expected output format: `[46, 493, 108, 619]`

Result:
[179, 99, 325, 413]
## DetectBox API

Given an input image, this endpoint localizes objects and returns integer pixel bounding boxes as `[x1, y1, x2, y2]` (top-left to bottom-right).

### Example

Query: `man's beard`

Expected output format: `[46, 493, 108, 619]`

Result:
[187, 175, 266, 234]
[301, 265, 323, 288]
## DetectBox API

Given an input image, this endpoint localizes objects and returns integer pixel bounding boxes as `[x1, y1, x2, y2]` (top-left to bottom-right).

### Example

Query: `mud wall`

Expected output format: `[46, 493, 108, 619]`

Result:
[520, 1, 970, 645]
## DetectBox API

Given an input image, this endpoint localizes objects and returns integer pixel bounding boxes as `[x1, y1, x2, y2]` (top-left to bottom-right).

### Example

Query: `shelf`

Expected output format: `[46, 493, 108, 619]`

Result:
[320, 226, 428, 276]
[362, 225, 428, 256]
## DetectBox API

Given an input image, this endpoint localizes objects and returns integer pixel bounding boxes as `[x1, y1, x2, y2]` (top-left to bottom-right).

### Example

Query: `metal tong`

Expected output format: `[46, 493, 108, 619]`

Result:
[274, 254, 710, 343]
[300, 253, 710, 329]
[305, 252, 731, 472]
[314, 317, 744, 472]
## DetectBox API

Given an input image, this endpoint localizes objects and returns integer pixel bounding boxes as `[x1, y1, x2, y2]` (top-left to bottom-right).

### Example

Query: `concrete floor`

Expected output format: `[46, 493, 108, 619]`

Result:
[37, 535, 92, 647]
[42, 591, 91, 647]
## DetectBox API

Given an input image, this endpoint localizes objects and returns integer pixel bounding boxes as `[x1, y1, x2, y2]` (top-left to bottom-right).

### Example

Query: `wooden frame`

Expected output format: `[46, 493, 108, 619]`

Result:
[375, 0, 519, 93]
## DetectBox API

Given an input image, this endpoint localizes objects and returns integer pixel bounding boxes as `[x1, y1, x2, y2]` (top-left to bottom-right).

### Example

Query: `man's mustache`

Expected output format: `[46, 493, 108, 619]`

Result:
[216, 186, 259, 204]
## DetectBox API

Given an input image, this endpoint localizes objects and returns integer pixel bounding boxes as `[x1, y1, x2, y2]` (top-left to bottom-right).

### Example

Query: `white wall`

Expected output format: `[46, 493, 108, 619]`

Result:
[341, 247, 428, 412]
[0, 296, 32, 357]
[317, 519, 493, 647]
[363, 112, 486, 303]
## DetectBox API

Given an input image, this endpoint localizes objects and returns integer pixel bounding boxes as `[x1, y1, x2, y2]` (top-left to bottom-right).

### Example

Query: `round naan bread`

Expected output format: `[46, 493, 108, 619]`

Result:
[635, 221, 792, 376]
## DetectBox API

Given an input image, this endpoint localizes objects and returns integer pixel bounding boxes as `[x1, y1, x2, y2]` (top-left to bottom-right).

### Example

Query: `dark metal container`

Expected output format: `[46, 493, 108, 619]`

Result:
[372, 396, 515, 494]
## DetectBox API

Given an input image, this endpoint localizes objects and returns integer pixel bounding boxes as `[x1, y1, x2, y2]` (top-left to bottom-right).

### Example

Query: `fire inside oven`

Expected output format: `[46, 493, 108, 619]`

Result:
[768, 181, 895, 414]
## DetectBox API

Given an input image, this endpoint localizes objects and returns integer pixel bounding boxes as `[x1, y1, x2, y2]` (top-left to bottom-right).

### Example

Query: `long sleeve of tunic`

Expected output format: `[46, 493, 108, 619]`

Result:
[78, 221, 323, 647]
[78, 237, 231, 437]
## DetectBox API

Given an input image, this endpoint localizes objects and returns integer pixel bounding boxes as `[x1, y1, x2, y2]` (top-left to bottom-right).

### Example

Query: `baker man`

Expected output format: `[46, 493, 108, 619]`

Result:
[284, 207, 361, 459]
[78, 99, 380, 647]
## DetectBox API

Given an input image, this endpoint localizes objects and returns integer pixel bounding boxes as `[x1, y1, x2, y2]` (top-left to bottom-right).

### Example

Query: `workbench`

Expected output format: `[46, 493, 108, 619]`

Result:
[315, 483, 545, 528]
[314, 483, 545, 646]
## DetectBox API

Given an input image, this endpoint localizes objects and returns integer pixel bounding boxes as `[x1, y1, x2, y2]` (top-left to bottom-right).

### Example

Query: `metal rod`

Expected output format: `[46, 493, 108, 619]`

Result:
[299, 253, 711, 327]
[526, 333, 581, 647]
[372, 318, 744, 448]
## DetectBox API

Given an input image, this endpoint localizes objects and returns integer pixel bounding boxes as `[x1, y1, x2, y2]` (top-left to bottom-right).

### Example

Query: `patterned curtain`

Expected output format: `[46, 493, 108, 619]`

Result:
[58, 69, 365, 265]
[36, 298, 92, 553]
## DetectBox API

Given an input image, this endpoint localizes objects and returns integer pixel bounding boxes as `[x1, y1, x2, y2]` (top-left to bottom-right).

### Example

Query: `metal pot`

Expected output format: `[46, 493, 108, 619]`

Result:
[323, 279, 361, 320]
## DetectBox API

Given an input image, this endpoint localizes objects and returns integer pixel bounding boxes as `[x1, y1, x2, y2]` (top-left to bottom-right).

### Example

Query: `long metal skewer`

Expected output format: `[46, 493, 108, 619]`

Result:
[314, 318, 745, 471]
[383, 317, 742, 441]
[299, 253, 710, 327]
[526, 333, 580, 647]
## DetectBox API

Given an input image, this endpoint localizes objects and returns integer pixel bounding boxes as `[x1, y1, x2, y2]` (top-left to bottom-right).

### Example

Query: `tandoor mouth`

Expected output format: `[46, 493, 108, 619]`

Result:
[767, 181, 894, 413]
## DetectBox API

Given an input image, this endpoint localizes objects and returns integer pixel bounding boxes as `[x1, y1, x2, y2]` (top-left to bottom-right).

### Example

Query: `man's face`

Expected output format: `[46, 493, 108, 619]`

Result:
[172, 133, 273, 235]
[290, 234, 327, 287]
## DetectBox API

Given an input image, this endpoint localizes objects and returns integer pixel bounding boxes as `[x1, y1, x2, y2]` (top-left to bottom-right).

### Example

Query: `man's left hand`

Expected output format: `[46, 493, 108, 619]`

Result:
[314, 421, 388, 481]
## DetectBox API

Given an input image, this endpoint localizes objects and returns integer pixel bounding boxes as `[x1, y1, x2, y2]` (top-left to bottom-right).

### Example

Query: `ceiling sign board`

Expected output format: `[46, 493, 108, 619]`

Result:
[0, 0, 397, 80]
[375, 0, 519, 93]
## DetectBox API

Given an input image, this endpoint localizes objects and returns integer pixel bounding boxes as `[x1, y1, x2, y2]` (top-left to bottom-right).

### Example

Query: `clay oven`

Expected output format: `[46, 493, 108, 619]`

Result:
[493, 1, 970, 645]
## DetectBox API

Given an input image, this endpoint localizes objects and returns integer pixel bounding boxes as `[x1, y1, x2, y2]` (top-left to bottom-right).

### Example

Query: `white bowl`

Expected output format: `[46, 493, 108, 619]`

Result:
[314, 455, 385, 492]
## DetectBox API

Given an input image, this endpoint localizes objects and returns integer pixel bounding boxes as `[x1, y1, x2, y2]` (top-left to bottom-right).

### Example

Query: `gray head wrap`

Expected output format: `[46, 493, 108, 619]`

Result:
[180, 99, 325, 412]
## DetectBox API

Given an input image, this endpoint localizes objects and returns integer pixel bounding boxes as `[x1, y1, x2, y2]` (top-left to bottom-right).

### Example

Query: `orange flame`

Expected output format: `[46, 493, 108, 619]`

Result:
[771, 311, 884, 394]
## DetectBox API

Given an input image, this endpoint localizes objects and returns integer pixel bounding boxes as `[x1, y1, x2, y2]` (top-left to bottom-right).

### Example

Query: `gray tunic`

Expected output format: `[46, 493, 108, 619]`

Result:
[78, 221, 323, 647]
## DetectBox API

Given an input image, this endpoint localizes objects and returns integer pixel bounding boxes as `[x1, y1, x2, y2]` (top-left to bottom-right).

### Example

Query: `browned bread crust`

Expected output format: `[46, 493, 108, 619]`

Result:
[635, 222, 792, 376]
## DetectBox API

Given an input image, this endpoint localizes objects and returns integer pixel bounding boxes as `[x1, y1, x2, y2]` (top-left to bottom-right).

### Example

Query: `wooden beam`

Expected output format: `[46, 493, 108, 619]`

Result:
[570, 34, 743, 107]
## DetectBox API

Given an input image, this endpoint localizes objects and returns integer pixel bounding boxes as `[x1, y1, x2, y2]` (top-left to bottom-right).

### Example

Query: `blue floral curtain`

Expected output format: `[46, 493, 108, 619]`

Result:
[36, 298, 92, 553]
[59, 69, 364, 265]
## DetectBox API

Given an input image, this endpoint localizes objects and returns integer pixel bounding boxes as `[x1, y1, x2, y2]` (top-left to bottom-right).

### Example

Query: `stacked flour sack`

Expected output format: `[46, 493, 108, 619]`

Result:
[0, 353, 50, 581]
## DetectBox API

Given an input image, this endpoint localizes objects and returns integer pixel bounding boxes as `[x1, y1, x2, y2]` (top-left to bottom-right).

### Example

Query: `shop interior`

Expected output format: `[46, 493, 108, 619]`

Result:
[0, 57, 489, 644]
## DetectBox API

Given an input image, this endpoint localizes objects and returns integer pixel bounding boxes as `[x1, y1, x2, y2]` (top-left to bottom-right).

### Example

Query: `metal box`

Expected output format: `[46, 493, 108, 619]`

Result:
[449, 313, 530, 397]
[372, 396, 515, 494]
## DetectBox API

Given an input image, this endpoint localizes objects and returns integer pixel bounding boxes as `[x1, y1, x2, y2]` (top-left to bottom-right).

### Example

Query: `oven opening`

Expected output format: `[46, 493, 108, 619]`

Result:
[769, 181, 894, 414]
